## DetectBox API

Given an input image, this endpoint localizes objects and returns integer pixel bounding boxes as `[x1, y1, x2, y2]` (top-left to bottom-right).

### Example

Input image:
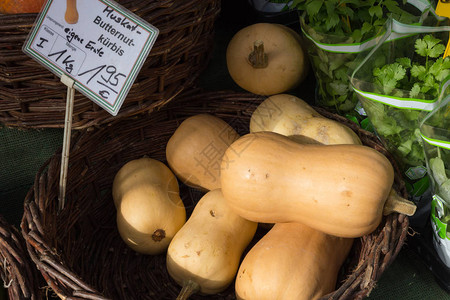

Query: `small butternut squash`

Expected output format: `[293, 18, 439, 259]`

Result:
[112, 157, 186, 255]
[235, 222, 353, 300]
[166, 114, 240, 191]
[220, 131, 415, 238]
[166, 189, 257, 299]
[226, 23, 308, 95]
[250, 94, 361, 145]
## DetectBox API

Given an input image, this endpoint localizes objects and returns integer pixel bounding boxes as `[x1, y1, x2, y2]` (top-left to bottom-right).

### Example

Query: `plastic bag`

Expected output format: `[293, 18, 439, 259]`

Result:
[420, 80, 450, 267]
[300, 0, 439, 118]
[350, 10, 450, 202]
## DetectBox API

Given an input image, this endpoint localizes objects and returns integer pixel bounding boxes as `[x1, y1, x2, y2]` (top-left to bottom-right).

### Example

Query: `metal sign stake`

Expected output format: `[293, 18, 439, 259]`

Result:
[58, 74, 75, 211]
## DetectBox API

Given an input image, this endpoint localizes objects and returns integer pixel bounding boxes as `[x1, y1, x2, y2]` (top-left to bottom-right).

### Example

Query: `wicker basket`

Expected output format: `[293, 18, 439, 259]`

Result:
[0, 214, 44, 299]
[21, 89, 410, 299]
[0, 0, 221, 130]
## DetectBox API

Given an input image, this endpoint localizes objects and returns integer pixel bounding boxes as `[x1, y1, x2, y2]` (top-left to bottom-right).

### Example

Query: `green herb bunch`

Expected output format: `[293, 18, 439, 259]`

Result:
[366, 35, 449, 169]
[373, 35, 450, 98]
[286, 0, 415, 42]
[271, 0, 420, 115]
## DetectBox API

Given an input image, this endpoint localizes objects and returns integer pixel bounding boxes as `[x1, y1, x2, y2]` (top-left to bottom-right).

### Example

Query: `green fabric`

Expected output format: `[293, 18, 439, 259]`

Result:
[368, 249, 449, 299]
[0, 126, 63, 226]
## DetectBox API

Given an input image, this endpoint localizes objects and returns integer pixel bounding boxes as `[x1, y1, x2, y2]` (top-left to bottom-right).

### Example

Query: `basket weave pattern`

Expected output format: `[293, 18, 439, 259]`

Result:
[0, 214, 43, 299]
[0, 0, 221, 129]
[21, 90, 409, 299]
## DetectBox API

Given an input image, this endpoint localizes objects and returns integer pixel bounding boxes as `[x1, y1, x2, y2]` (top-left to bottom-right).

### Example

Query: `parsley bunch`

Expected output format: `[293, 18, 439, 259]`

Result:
[272, 0, 418, 114]
[366, 35, 449, 168]
[287, 0, 414, 42]
[373, 35, 450, 98]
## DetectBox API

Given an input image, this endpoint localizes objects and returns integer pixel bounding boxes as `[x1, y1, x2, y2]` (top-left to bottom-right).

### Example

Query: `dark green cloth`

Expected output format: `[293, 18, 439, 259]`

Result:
[0, 126, 63, 226]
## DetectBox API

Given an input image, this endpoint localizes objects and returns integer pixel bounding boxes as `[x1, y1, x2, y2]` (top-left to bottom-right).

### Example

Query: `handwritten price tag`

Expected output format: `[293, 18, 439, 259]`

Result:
[23, 0, 159, 116]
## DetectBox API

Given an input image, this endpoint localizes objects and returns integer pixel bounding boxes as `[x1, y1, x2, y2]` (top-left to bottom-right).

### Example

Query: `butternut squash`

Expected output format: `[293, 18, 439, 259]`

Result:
[235, 222, 353, 300]
[250, 94, 361, 145]
[166, 189, 257, 299]
[226, 23, 308, 95]
[112, 157, 186, 255]
[220, 131, 416, 238]
[166, 114, 240, 192]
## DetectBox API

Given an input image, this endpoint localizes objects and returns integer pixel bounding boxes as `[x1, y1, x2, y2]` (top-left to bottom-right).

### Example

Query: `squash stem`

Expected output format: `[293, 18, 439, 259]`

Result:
[176, 280, 200, 300]
[248, 40, 268, 69]
[383, 189, 417, 216]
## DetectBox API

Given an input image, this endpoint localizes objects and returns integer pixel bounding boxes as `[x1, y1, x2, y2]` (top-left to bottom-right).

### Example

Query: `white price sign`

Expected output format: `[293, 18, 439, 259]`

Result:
[23, 0, 159, 116]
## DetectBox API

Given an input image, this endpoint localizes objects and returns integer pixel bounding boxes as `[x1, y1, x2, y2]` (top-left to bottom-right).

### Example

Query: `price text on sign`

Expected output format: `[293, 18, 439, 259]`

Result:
[23, 0, 159, 116]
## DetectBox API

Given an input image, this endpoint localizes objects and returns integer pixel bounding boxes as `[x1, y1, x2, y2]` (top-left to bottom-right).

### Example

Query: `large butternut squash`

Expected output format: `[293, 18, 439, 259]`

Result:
[220, 131, 415, 238]
[250, 94, 361, 145]
[235, 222, 353, 300]
[112, 157, 186, 255]
[166, 114, 240, 191]
[166, 189, 257, 299]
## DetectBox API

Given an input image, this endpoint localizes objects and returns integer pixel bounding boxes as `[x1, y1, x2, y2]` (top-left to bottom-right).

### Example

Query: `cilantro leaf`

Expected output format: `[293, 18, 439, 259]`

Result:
[328, 81, 349, 96]
[369, 5, 383, 18]
[398, 138, 413, 156]
[410, 83, 421, 98]
[411, 64, 427, 81]
[415, 35, 446, 58]
[373, 63, 406, 94]
[326, 13, 341, 30]
[396, 57, 411, 68]
[306, 0, 324, 17]
[351, 29, 363, 42]
[430, 58, 450, 81]
[361, 22, 373, 36]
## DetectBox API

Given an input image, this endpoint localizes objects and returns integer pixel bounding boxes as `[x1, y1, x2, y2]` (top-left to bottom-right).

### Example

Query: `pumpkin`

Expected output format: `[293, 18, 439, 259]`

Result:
[166, 189, 257, 299]
[235, 222, 353, 300]
[220, 131, 416, 238]
[112, 157, 186, 255]
[166, 114, 240, 192]
[0, 0, 45, 14]
[226, 23, 308, 95]
[250, 94, 361, 145]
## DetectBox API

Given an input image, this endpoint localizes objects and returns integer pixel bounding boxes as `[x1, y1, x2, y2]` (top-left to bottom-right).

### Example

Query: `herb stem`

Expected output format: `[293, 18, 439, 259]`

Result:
[338, 2, 352, 33]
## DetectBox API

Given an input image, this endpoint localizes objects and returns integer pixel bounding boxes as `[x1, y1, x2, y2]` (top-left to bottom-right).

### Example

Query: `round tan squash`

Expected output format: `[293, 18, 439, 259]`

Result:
[220, 131, 415, 238]
[166, 114, 240, 191]
[250, 94, 361, 145]
[235, 222, 353, 300]
[226, 23, 308, 95]
[112, 157, 186, 255]
[167, 189, 257, 299]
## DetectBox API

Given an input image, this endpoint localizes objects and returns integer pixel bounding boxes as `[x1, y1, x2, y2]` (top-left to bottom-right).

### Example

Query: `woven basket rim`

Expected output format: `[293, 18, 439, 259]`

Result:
[0, 0, 221, 130]
[0, 214, 44, 299]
